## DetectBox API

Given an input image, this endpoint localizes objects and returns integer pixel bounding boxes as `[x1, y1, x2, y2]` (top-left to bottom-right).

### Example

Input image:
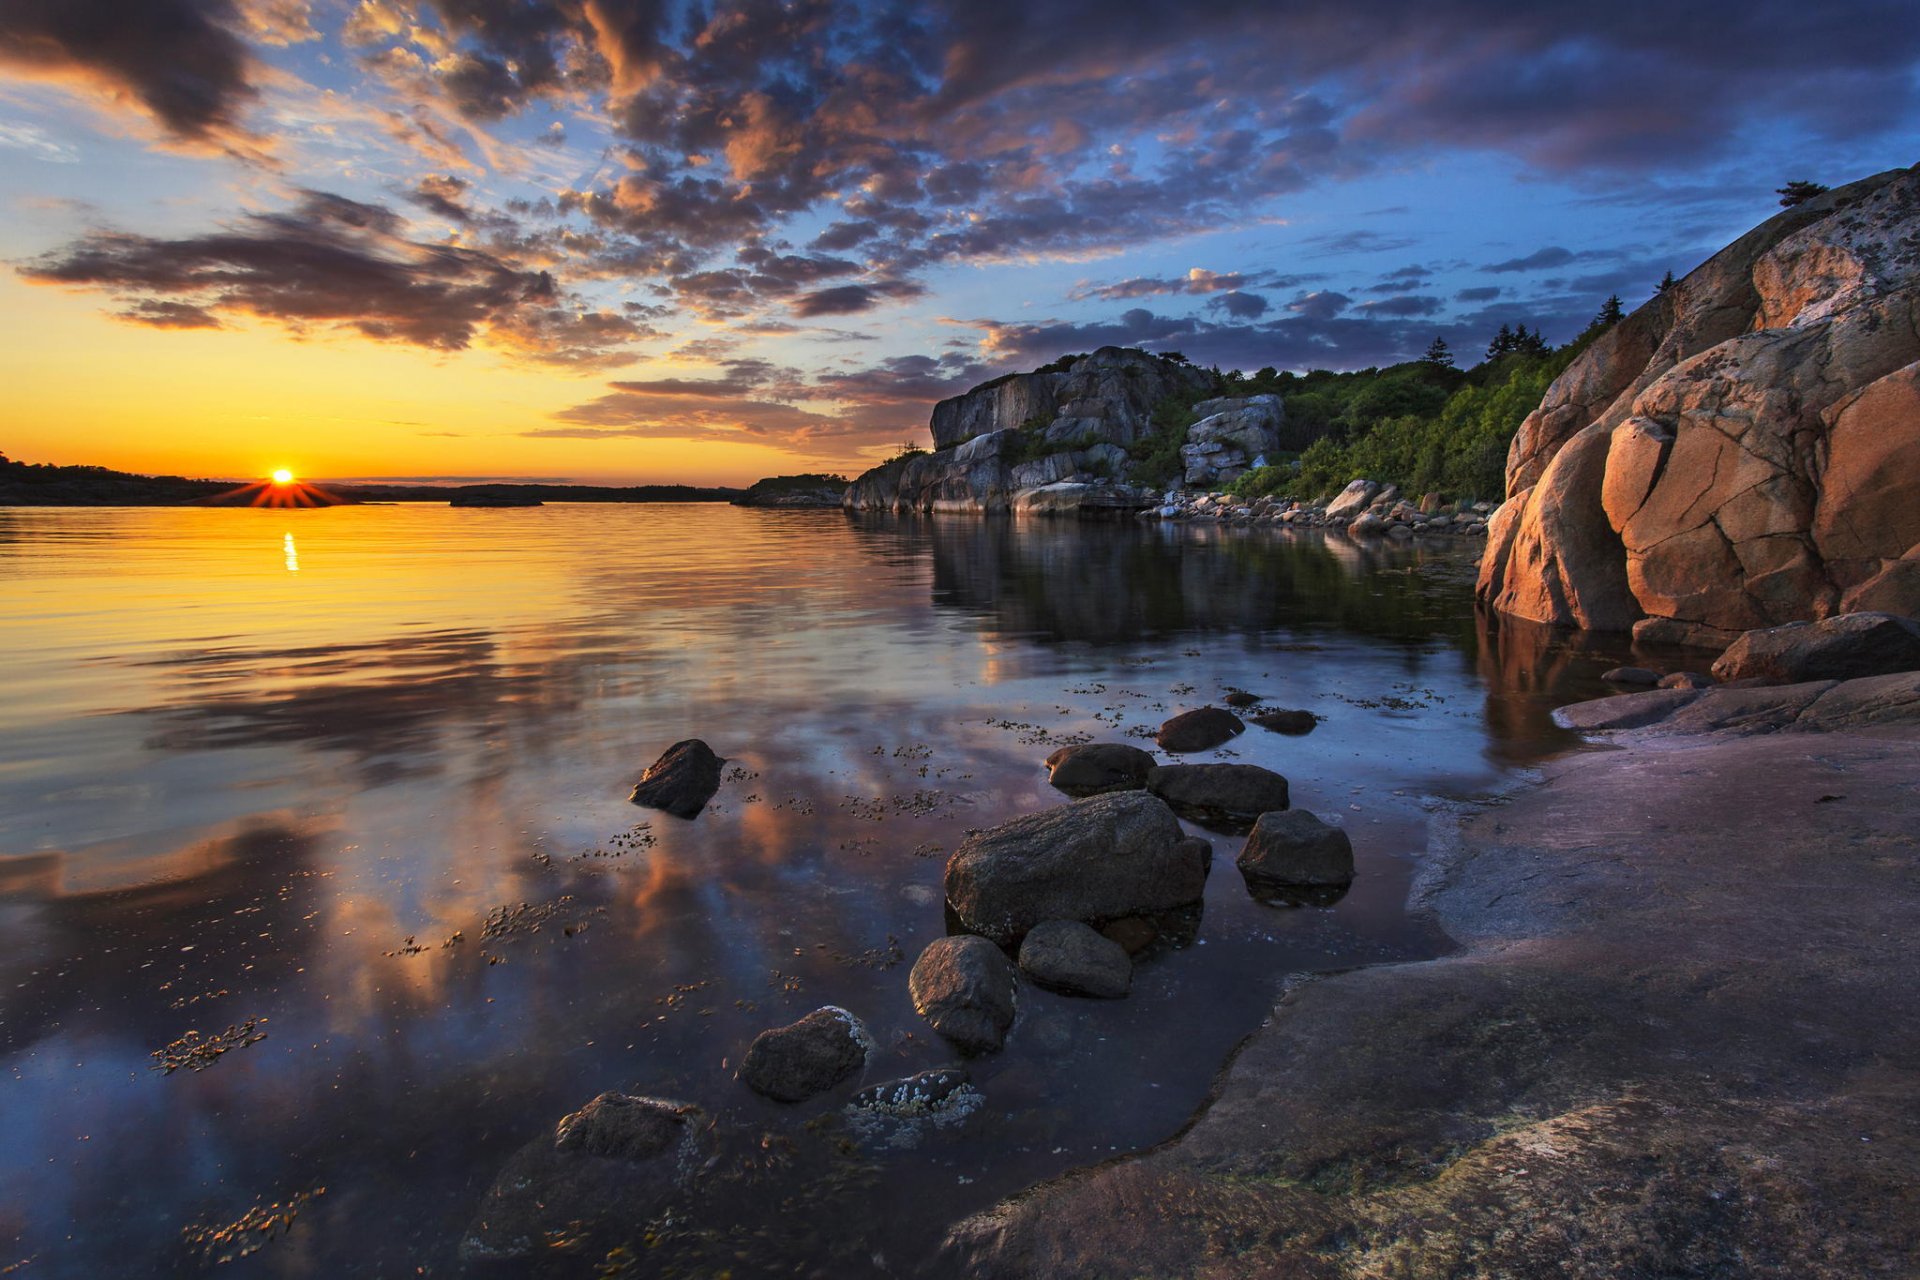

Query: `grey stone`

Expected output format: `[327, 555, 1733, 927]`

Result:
[1155, 706, 1245, 752]
[1017, 919, 1131, 999]
[1043, 742, 1155, 796]
[1146, 762, 1290, 833]
[1236, 809, 1354, 896]
[1711, 612, 1920, 684]
[740, 1006, 870, 1102]
[909, 935, 1018, 1054]
[629, 739, 724, 818]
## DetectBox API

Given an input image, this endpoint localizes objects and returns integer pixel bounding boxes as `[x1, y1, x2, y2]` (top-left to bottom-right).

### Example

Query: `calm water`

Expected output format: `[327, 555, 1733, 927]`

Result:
[0, 505, 1634, 1278]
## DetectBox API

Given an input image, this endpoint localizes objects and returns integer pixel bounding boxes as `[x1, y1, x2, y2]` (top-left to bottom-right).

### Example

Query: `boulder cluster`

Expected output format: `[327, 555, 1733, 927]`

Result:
[1146, 479, 1496, 538]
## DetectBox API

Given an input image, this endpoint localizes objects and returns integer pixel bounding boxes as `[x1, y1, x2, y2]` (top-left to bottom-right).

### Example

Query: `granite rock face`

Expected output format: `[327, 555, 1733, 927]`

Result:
[1711, 612, 1920, 684]
[928, 347, 1212, 450]
[1179, 395, 1284, 487]
[1478, 165, 1920, 636]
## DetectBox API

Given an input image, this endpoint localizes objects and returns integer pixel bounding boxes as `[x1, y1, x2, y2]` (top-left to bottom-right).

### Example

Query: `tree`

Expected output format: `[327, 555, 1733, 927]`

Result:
[1776, 179, 1829, 208]
[1486, 323, 1516, 360]
[1512, 325, 1551, 357]
[1594, 294, 1625, 328]
[1422, 335, 1456, 369]
[1654, 270, 1677, 296]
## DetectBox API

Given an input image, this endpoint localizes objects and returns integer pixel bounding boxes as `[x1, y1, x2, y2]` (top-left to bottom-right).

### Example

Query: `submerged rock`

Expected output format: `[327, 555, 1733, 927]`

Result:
[461, 1094, 707, 1260]
[1251, 708, 1318, 734]
[629, 738, 724, 818]
[1601, 666, 1661, 686]
[1711, 612, 1920, 684]
[1043, 742, 1155, 796]
[943, 791, 1209, 946]
[1237, 809, 1354, 901]
[740, 1007, 871, 1102]
[1155, 706, 1245, 752]
[1017, 920, 1131, 998]
[909, 935, 1018, 1055]
[844, 1069, 984, 1149]
[1146, 763, 1290, 832]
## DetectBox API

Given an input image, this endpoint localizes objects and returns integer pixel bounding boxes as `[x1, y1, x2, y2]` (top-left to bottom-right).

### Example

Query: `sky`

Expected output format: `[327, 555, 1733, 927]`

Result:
[1, 0, 1917, 486]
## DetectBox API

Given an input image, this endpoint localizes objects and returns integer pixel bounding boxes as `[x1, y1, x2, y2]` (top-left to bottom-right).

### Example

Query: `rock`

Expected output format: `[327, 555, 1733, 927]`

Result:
[1325, 479, 1380, 522]
[1349, 511, 1391, 537]
[943, 791, 1209, 946]
[1099, 917, 1160, 954]
[1251, 708, 1318, 734]
[908, 935, 1018, 1054]
[843, 1069, 984, 1149]
[1043, 742, 1156, 797]
[927, 346, 1214, 450]
[1155, 706, 1245, 752]
[733, 475, 847, 507]
[1145, 763, 1290, 832]
[1710, 612, 1920, 683]
[1236, 809, 1354, 899]
[1179, 395, 1284, 487]
[461, 1094, 706, 1260]
[1478, 166, 1920, 636]
[1601, 666, 1661, 686]
[629, 739, 724, 818]
[740, 1007, 871, 1102]
[1657, 671, 1717, 690]
[555, 1092, 700, 1160]
[1222, 690, 1260, 709]
[1016, 919, 1131, 999]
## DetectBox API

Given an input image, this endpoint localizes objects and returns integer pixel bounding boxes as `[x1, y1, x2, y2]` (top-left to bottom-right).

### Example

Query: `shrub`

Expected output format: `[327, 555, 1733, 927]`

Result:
[1126, 396, 1201, 489]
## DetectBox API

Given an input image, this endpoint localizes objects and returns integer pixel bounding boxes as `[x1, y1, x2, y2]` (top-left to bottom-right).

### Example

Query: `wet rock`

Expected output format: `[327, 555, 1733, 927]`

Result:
[1711, 612, 1920, 684]
[1043, 742, 1155, 797]
[1222, 690, 1261, 709]
[1601, 666, 1661, 686]
[1251, 708, 1318, 734]
[844, 1069, 984, 1149]
[943, 791, 1209, 946]
[1146, 763, 1290, 833]
[1236, 809, 1354, 899]
[909, 935, 1018, 1055]
[1099, 917, 1160, 955]
[1017, 920, 1131, 998]
[1657, 671, 1716, 689]
[629, 738, 724, 818]
[1155, 706, 1245, 752]
[740, 1006, 871, 1102]
[461, 1094, 706, 1260]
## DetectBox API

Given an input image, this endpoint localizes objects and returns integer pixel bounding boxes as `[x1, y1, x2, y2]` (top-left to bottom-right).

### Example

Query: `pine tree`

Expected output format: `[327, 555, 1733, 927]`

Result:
[1776, 180, 1829, 208]
[1654, 270, 1676, 296]
[1486, 323, 1515, 360]
[1422, 336, 1455, 369]
[1595, 294, 1624, 327]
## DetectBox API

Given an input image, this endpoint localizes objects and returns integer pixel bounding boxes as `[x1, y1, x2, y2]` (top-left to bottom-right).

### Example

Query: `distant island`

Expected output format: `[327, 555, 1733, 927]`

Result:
[0, 454, 744, 507]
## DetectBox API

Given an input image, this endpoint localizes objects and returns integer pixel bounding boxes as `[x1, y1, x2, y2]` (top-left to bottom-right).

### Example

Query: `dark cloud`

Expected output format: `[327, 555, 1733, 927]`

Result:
[0, 0, 258, 146]
[1070, 269, 1250, 302]
[115, 299, 222, 329]
[791, 280, 925, 317]
[408, 174, 475, 223]
[1357, 293, 1443, 316]
[1303, 230, 1420, 257]
[1482, 246, 1577, 273]
[1286, 290, 1353, 320]
[1455, 285, 1502, 302]
[1208, 290, 1270, 319]
[18, 189, 650, 366]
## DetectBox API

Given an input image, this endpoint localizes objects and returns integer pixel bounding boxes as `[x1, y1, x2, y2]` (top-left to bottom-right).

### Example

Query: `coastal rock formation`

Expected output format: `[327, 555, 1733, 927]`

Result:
[1016, 919, 1132, 998]
[929, 347, 1213, 450]
[628, 738, 724, 818]
[1711, 611, 1920, 683]
[1478, 165, 1920, 637]
[733, 474, 847, 507]
[1043, 742, 1155, 796]
[1144, 763, 1290, 832]
[740, 1007, 871, 1102]
[1180, 395, 1284, 487]
[909, 935, 1019, 1054]
[943, 792, 1209, 946]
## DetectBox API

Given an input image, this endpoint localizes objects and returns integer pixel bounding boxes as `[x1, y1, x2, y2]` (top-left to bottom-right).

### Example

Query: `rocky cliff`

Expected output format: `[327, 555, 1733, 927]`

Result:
[927, 347, 1213, 451]
[1478, 164, 1920, 644]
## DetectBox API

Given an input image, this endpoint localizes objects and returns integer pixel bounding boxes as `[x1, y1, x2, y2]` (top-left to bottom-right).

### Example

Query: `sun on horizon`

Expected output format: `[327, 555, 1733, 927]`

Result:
[271, 469, 294, 486]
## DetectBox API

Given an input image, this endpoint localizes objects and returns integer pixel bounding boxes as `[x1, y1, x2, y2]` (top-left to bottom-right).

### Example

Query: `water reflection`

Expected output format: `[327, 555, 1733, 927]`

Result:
[0, 507, 1634, 1278]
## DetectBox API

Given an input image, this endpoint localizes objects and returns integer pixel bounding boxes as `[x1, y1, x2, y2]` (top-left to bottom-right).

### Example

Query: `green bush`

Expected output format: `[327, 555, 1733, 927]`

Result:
[1126, 396, 1201, 489]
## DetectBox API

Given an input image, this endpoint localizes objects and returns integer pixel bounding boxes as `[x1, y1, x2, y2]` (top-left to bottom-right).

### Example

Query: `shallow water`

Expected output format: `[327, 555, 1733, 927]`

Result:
[0, 505, 1636, 1277]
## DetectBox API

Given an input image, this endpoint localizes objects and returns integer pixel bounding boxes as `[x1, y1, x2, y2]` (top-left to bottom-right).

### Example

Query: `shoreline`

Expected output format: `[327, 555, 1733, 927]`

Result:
[938, 677, 1920, 1277]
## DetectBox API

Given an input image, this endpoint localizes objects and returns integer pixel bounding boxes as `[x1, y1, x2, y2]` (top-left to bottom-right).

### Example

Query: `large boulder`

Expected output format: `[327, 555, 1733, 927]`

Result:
[909, 935, 1018, 1054]
[1180, 395, 1284, 487]
[740, 1007, 871, 1102]
[629, 739, 724, 818]
[1711, 613, 1920, 684]
[1236, 809, 1354, 899]
[1478, 165, 1920, 635]
[1324, 479, 1381, 522]
[1145, 763, 1290, 832]
[943, 791, 1209, 946]
[1043, 742, 1155, 796]
[928, 347, 1212, 450]
[1017, 919, 1131, 998]
[1155, 706, 1245, 752]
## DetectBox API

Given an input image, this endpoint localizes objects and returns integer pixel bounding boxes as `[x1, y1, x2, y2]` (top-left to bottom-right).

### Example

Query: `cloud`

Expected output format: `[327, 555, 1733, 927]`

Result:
[791, 280, 926, 317]
[1455, 285, 1502, 302]
[19, 189, 650, 366]
[1286, 290, 1352, 320]
[1070, 268, 1250, 302]
[1356, 293, 1442, 316]
[1208, 290, 1270, 319]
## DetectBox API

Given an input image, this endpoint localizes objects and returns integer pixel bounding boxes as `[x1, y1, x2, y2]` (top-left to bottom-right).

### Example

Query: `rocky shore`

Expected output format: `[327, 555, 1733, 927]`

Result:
[938, 671, 1920, 1278]
[1142, 479, 1494, 539]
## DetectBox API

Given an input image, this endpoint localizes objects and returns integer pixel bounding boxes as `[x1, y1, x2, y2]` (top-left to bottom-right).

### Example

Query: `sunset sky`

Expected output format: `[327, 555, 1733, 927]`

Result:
[2, 0, 1917, 486]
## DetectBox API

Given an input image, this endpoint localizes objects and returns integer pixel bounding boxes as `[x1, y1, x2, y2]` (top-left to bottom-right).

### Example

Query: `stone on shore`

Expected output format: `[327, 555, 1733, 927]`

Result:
[1600, 666, 1660, 686]
[909, 935, 1018, 1055]
[740, 1007, 871, 1102]
[844, 1069, 984, 1149]
[1155, 706, 1245, 752]
[1017, 920, 1131, 999]
[554, 1092, 700, 1160]
[1657, 670, 1716, 689]
[1043, 742, 1155, 796]
[629, 738, 724, 818]
[1324, 479, 1379, 521]
[1236, 809, 1354, 898]
[1710, 612, 1920, 684]
[943, 791, 1209, 946]
[1251, 708, 1318, 734]
[1146, 763, 1290, 832]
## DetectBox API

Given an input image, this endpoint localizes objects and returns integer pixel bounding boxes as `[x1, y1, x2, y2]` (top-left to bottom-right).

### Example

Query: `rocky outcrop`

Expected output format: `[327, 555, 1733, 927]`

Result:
[733, 474, 847, 507]
[1180, 395, 1284, 487]
[629, 739, 724, 818]
[1710, 612, 1920, 683]
[929, 347, 1213, 450]
[943, 791, 1209, 946]
[1479, 165, 1920, 636]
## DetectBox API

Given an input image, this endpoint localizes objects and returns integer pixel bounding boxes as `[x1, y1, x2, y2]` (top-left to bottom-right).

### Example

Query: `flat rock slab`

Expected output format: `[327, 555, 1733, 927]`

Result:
[910, 935, 1018, 1055]
[629, 738, 724, 818]
[941, 725, 1920, 1279]
[1713, 611, 1920, 683]
[1145, 763, 1289, 833]
[1155, 706, 1245, 752]
[1043, 742, 1155, 797]
[1554, 671, 1920, 736]
[1017, 920, 1131, 998]
[740, 1006, 870, 1102]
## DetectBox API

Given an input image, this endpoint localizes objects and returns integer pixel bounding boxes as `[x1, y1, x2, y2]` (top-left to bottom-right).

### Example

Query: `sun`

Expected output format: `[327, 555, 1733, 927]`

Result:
[271, 468, 294, 485]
